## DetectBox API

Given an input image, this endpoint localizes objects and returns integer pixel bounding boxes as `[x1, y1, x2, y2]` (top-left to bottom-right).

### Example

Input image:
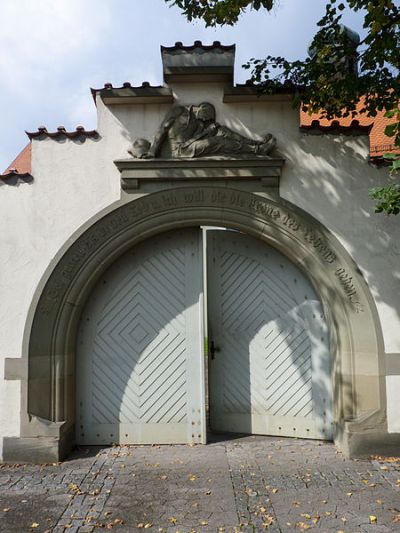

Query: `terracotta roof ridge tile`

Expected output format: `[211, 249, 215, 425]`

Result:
[2, 142, 32, 176]
[91, 81, 167, 94]
[300, 119, 372, 133]
[236, 80, 297, 89]
[1, 170, 33, 181]
[161, 40, 235, 51]
[26, 126, 99, 140]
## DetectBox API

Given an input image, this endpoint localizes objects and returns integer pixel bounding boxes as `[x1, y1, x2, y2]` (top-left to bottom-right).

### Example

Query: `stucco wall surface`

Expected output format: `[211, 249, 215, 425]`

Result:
[1, 81, 399, 456]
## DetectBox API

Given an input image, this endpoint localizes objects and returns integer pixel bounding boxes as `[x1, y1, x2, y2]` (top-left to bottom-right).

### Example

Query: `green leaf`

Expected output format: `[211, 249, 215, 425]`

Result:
[385, 124, 397, 137]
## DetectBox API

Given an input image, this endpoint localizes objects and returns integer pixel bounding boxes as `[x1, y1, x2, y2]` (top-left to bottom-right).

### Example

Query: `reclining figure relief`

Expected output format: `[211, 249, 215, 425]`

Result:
[129, 102, 276, 159]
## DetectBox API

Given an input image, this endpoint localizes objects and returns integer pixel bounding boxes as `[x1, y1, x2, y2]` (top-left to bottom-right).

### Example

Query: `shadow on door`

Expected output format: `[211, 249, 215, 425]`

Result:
[206, 228, 333, 442]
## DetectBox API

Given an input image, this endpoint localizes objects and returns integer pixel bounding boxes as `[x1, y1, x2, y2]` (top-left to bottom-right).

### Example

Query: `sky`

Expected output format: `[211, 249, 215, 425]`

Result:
[0, 0, 366, 172]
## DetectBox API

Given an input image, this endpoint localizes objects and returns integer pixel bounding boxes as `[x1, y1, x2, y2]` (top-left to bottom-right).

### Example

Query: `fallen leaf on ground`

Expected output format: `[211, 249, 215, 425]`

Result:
[200, 520, 208, 525]
[369, 515, 377, 524]
[272, 488, 279, 493]
[262, 514, 273, 526]
[68, 482, 84, 495]
[393, 514, 400, 523]
[371, 455, 400, 462]
[168, 517, 177, 524]
[30, 524, 39, 529]
[3, 508, 10, 512]
[296, 522, 311, 531]
[188, 474, 196, 481]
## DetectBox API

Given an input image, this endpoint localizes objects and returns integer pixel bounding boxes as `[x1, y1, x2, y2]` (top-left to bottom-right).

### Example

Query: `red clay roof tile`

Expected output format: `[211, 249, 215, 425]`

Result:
[2, 142, 31, 176]
[26, 126, 99, 140]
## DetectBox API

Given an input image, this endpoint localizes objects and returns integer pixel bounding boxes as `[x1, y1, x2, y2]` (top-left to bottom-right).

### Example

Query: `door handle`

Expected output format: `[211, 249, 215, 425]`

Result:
[209, 340, 220, 360]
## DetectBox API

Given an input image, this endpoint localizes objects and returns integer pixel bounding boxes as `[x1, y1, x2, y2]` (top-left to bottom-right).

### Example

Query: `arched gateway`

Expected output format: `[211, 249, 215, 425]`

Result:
[16, 182, 384, 461]
[2, 41, 399, 465]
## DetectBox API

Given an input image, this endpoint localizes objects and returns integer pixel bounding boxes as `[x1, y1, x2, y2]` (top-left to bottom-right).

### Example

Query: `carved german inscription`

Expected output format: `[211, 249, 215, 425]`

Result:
[37, 187, 365, 317]
[303, 228, 337, 264]
[335, 268, 364, 312]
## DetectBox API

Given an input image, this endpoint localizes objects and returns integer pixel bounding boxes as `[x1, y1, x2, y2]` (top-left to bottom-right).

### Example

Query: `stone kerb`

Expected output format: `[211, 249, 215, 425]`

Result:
[16, 186, 384, 461]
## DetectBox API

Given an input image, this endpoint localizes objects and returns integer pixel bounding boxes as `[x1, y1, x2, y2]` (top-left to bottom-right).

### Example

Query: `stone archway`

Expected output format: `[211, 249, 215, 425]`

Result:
[9, 187, 385, 461]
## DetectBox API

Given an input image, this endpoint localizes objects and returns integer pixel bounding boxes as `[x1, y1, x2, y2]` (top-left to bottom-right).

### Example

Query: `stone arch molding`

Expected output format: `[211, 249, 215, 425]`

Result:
[19, 186, 384, 460]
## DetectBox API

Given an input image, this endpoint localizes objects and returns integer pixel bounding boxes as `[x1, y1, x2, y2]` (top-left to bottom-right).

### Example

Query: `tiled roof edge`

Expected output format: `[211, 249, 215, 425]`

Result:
[161, 41, 235, 52]
[235, 80, 298, 90]
[1, 169, 33, 181]
[26, 126, 99, 140]
[91, 81, 166, 94]
[300, 119, 372, 134]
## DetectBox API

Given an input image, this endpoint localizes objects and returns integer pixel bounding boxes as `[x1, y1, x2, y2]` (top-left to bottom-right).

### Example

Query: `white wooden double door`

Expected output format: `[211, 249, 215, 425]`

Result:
[77, 228, 332, 445]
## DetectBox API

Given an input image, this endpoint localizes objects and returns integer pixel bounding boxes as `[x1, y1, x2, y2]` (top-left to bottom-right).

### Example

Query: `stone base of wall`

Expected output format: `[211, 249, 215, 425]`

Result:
[2, 426, 74, 464]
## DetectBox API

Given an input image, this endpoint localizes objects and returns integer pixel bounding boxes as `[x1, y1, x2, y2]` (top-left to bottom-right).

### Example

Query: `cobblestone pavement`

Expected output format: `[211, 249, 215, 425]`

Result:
[1, 436, 400, 532]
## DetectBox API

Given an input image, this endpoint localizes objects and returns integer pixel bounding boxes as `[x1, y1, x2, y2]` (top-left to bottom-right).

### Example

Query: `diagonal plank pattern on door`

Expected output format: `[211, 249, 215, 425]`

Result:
[76, 229, 205, 445]
[208, 230, 333, 440]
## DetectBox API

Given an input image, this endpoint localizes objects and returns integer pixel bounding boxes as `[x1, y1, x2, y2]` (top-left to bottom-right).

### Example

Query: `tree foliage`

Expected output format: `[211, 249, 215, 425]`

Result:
[166, 0, 274, 26]
[166, 0, 400, 214]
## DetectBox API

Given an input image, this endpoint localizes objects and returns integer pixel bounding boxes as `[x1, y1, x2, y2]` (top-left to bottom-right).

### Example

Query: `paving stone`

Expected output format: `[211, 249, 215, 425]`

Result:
[1, 437, 400, 531]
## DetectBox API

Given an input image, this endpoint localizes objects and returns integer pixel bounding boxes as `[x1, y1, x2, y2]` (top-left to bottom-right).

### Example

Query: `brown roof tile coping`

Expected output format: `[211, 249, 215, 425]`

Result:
[161, 41, 235, 51]
[300, 102, 400, 158]
[91, 81, 167, 93]
[300, 119, 371, 134]
[91, 83, 174, 105]
[26, 126, 99, 140]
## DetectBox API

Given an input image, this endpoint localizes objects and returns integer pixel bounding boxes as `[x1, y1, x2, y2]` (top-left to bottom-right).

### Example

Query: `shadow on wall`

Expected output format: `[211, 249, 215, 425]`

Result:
[109, 99, 400, 352]
[289, 132, 400, 347]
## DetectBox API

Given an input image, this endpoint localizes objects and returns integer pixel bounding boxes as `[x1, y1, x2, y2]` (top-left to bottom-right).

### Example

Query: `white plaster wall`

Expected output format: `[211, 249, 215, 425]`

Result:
[124, 84, 400, 356]
[1, 80, 399, 448]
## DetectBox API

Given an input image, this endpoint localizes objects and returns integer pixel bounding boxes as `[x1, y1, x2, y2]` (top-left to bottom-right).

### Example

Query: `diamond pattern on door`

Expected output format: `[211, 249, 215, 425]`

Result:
[77, 229, 205, 445]
[208, 230, 332, 440]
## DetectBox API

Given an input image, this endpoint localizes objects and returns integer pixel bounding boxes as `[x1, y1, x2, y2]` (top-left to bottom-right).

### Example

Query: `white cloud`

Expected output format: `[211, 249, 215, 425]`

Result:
[0, 0, 110, 91]
[0, 0, 366, 171]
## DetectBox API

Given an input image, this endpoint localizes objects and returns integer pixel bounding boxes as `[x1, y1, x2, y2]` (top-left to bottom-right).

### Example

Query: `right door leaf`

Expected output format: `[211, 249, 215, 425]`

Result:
[207, 230, 333, 440]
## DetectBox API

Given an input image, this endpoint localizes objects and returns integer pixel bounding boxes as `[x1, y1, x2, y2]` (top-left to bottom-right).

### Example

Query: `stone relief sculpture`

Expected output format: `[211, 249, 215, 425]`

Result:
[129, 102, 276, 159]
